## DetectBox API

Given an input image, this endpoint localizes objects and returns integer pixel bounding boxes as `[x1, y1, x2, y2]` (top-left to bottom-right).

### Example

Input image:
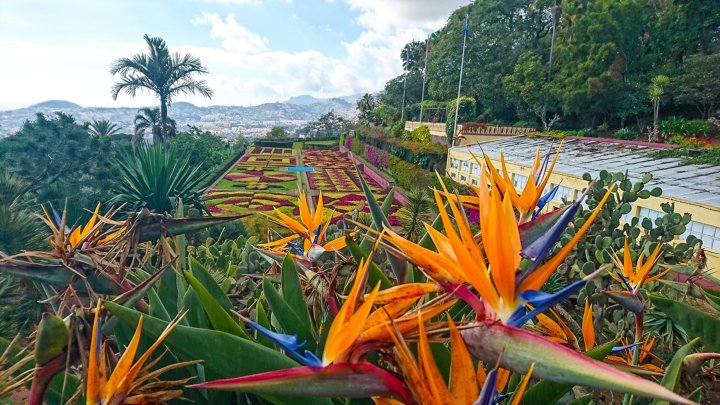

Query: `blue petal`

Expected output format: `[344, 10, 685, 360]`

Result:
[477, 367, 499, 405]
[615, 271, 633, 292]
[287, 241, 306, 257]
[532, 185, 559, 219]
[520, 201, 581, 279]
[509, 278, 588, 327]
[312, 224, 322, 244]
[245, 319, 322, 367]
[610, 342, 640, 354]
[51, 206, 71, 234]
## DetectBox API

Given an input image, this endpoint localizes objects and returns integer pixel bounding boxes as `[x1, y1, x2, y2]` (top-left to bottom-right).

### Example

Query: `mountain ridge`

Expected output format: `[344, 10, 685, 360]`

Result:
[0, 96, 358, 138]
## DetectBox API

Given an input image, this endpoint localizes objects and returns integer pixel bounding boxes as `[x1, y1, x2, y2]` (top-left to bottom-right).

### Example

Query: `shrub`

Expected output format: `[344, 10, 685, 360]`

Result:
[660, 116, 712, 137]
[388, 156, 433, 190]
[390, 121, 405, 137]
[614, 128, 637, 140]
[445, 96, 475, 144]
[410, 125, 431, 144]
[512, 120, 536, 128]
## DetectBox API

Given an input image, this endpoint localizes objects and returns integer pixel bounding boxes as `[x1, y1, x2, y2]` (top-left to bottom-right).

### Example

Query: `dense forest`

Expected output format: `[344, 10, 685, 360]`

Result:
[374, 0, 719, 133]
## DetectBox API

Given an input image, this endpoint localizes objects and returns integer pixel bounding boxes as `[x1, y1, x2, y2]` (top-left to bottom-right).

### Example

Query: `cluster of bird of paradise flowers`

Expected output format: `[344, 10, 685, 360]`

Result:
[192, 143, 696, 404]
[11, 142, 706, 405]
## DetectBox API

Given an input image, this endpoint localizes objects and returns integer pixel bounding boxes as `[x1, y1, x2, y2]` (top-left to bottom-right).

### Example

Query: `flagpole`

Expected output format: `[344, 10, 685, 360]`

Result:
[419, 35, 429, 124]
[452, 14, 469, 145]
[400, 50, 408, 122]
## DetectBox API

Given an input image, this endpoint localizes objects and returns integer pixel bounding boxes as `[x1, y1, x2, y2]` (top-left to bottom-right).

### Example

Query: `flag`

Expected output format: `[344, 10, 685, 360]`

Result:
[463, 16, 468, 37]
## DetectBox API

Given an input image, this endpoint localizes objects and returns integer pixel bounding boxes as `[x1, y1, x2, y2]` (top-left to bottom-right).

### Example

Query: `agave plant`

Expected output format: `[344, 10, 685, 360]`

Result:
[112, 144, 206, 214]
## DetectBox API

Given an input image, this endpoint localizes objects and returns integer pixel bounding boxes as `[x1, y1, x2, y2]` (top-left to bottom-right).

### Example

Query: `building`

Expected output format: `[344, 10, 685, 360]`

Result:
[446, 136, 720, 276]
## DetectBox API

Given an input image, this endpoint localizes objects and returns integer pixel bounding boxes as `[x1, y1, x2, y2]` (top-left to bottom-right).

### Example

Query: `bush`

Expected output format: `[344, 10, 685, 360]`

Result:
[410, 125, 431, 144]
[388, 156, 433, 190]
[513, 120, 536, 128]
[614, 128, 637, 140]
[445, 96, 475, 144]
[390, 121, 405, 137]
[660, 116, 712, 137]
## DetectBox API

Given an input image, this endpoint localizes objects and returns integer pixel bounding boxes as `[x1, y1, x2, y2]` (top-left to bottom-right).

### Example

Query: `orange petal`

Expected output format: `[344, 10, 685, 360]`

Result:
[509, 363, 535, 405]
[324, 282, 380, 365]
[369, 283, 442, 305]
[449, 318, 478, 405]
[258, 233, 299, 248]
[582, 299, 595, 351]
[102, 317, 144, 400]
[418, 313, 452, 405]
[495, 368, 510, 392]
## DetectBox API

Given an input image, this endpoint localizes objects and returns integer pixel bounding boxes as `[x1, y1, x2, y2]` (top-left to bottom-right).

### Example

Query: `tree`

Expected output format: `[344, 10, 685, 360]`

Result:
[133, 107, 176, 148]
[110, 34, 213, 146]
[303, 111, 349, 137]
[668, 53, 720, 118]
[356, 93, 377, 125]
[649, 75, 669, 142]
[266, 126, 289, 139]
[400, 40, 426, 72]
[0, 112, 119, 209]
[171, 126, 227, 173]
[396, 187, 434, 242]
[88, 119, 121, 137]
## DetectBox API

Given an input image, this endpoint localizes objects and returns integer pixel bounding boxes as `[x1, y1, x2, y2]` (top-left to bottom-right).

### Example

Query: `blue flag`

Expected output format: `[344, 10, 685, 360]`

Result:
[463, 16, 468, 37]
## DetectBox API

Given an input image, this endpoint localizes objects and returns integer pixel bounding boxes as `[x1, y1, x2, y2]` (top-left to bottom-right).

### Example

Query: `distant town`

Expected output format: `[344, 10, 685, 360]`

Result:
[0, 94, 360, 139]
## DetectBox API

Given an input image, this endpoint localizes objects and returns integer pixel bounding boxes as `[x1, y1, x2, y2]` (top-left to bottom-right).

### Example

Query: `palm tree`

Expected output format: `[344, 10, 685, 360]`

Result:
[649, 75, 669, 142]
[110, 34, 213, 145]
[356, 93, 377, 125]
[400, 40, 425, 72]
[396, 187, 434, 242]
[133, 107, 176, 149]
[87, 119, 121, 137]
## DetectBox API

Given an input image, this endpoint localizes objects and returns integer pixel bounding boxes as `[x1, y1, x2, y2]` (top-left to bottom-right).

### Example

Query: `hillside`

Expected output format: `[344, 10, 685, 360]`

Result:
[0, 97, 358, 138]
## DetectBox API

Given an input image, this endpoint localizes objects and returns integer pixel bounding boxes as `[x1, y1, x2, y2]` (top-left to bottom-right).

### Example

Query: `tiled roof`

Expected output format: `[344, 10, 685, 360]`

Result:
[452, 136, 720, 209]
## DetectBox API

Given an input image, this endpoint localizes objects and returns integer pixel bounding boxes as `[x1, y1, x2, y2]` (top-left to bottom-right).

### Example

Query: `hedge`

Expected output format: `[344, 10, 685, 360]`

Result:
[353, 126, 447, 172]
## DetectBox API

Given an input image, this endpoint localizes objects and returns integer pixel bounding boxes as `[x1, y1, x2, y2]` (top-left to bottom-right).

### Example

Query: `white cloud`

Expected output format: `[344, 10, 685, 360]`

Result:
[192, 13, 268, 54]
[0, 1, 469, 109]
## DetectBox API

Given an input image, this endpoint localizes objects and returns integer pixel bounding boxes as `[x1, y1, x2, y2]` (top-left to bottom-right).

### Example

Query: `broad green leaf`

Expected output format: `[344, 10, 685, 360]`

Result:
[521, 339, 617, 405]
[255, 300, 275, 348]
[346, 236, 392, 289]
[148, 288, 172, 321]
[189, 256, 232, 311]
[0, 262, 118, 294]
[181, 287, 211, 330]
[104, 302, 328, 405]
[185, 270, 250, 339]
[281, 254, 312, 332]
[652, 338, 700, 405]
[263, 277, 316, 351]
[137, 216, 244, 242]
[649, 294, 720, 352]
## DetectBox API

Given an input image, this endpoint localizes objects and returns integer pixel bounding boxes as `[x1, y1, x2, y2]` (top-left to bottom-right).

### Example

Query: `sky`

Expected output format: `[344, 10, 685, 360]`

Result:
[0, 0, 471, 109]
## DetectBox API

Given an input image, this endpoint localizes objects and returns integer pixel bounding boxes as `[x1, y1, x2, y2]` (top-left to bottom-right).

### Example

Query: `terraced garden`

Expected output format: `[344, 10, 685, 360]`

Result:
[205, 145, 401, 224]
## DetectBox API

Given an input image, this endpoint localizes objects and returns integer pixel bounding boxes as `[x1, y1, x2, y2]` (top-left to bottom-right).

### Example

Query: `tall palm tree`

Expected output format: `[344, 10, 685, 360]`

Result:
[133, 107, 176, 149]
[356, 93, 376, 125]
[110, 34, 213, 145]
[87, 119, 121, 137]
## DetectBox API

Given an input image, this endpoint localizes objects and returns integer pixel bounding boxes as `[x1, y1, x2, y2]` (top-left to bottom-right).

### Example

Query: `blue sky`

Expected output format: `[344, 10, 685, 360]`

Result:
[0, 0, 470, 109]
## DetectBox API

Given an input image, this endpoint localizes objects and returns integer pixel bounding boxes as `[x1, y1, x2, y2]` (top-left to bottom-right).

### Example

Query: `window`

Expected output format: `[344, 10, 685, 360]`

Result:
[682, 221, 720, 251]
[555, 185, 574, 202]
[639, 207, 661, 222]
[460, 175, 467, 182]
[471, 163, 480, 175]
[451, 158, 459, 169]
[461, 161, 470, 172]
[471, 178, 479, 185]
[513, 174, 528, 190]
[450, 172, 456, 178]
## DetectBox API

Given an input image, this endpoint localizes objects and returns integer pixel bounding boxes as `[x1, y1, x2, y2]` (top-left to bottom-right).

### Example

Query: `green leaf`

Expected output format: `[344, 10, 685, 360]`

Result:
[263, 277, 316, 351]
[255, 300, 275, 348]
[649, 294, 720, 351]
[104, 302, 327, 405]
[137, 216, 245, 242]
[185, 270, 250, 339]
[521, 339, 617, 405]
[281, 254, 313, 333]
[148, 288, 172, 321]
[652, 338, 700, 405]
[346, 236, 392, 289]
[181, 287, 211, 330]
[189, 256, 232, 311]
